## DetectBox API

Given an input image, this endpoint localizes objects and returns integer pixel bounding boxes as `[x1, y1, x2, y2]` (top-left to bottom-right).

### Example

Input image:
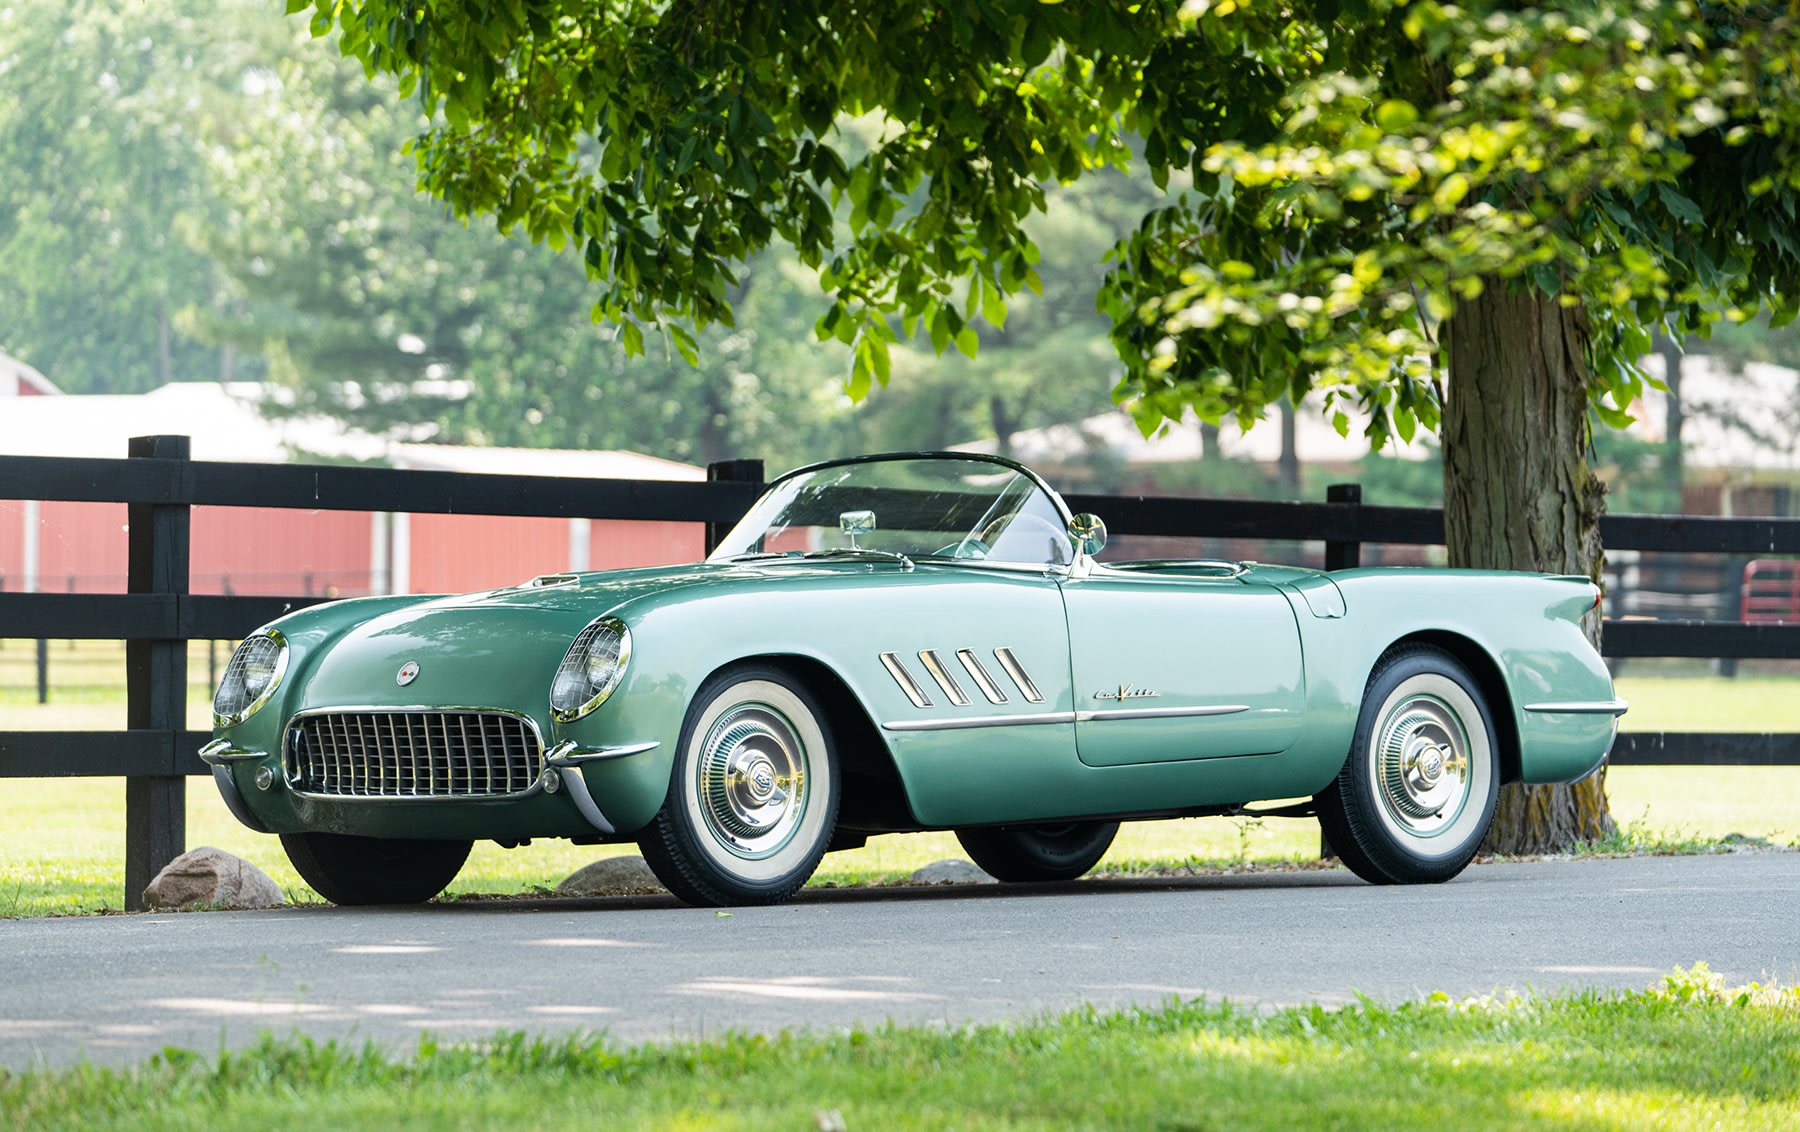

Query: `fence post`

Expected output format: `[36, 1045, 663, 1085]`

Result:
[1320, 482, 1363, 861]
[1324, 483, 1362, 571]
[124, 434, 190, 910]
[704, 459, 765, 555]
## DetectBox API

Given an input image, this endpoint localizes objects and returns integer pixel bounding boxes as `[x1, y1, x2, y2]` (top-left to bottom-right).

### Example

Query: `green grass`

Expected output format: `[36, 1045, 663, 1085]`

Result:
[4, 966, 1797, 1130]
[3, 642, 1798, 916]
[1612, 672, 1800, 734]
[0, 776, 1329, 917]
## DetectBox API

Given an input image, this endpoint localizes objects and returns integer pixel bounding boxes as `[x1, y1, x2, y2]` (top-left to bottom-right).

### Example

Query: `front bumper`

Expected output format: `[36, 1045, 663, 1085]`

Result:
[202, 733, 668, 842]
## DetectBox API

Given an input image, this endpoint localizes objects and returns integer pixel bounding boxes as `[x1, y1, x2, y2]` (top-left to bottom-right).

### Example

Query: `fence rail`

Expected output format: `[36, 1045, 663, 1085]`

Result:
[4, 439, 1798, 907]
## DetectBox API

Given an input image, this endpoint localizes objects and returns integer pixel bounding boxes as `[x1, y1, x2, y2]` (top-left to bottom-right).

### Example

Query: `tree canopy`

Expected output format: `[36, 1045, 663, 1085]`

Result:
[1, 0, 1146, 467]
[296, 0, 1800, 440]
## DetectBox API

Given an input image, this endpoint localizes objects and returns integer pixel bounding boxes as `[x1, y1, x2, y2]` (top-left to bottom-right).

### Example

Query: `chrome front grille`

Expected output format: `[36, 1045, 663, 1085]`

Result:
[285, 711, 543, 799]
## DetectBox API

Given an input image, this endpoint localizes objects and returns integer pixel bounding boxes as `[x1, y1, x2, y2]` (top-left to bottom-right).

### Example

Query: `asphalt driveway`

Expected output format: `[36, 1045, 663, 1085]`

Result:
[1, 851, 1793, 1068]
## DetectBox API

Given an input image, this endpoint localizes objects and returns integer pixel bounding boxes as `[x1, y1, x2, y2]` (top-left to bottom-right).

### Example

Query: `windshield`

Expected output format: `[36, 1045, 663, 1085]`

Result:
[709, 455, 1074, 568]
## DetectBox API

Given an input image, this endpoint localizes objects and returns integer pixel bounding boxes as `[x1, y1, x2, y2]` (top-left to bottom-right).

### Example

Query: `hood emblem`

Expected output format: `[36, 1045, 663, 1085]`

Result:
[1095, 684, 1159, 701]
[396, 661, 421, 686]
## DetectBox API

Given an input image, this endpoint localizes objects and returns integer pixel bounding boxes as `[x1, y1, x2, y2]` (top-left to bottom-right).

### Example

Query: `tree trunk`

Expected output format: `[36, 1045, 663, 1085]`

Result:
[990, 396, 1018, 460]
[1441, 281, 1613, 854]
[1277, 398, 1300, 495]
[1655, 332, 1684, 506]
[157, 306, 173, 387]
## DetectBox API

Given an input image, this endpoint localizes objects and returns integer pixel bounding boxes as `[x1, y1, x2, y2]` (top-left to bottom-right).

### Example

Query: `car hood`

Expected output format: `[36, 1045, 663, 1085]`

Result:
[289, 563, 720, 711]
[410, 561, 724, 615]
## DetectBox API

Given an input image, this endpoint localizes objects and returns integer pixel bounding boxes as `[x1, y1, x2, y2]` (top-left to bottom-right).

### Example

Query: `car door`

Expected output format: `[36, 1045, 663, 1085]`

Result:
[1060, 569, 1306, 767]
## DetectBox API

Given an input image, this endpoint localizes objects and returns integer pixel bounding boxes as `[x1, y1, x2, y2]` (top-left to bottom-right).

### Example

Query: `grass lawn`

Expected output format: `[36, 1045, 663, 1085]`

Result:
[3, 968, 1796, 1131]
[3, 642, 1797, 915]
[1612, 670, 1800, 734]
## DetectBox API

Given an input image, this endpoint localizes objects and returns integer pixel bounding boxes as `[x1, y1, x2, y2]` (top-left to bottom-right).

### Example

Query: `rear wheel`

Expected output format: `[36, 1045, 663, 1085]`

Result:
[1317, 645, 1500, 885]
[280, 832, 471, 906]
[955, 821, 1119, 882]
[639, 664, 840, 907]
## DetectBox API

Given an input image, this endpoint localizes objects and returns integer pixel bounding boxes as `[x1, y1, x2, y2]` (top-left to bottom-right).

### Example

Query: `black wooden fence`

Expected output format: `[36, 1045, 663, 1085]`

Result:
[3, 436, 1797, 908]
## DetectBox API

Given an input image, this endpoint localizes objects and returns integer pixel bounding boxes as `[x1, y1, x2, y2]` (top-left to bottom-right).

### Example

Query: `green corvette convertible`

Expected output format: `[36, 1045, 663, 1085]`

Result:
[203, 452, 1624, 907]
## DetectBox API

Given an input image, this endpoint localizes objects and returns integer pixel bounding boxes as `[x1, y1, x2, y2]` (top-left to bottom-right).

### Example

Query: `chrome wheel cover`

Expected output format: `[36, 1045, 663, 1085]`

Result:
[1364, 672, 1493, 855]
[680, 679, 833, 882]
[1375, 696, 1470, 834]
[696, 705, 807, 858]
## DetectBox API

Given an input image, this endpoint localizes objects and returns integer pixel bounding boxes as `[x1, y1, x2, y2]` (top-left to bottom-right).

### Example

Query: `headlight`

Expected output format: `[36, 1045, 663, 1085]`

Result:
[213, 629, 289, 727]
[550, 616, 631, 722]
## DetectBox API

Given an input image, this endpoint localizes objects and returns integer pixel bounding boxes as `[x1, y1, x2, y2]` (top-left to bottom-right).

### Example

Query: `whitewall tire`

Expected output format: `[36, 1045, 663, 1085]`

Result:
[639, 664, 840, 906]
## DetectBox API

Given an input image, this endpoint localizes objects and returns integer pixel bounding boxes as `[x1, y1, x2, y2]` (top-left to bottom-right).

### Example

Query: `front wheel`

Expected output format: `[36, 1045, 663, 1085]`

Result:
[639, 664, 840, 907]
[280, 832, 471, 906]
[955, 821, 1119, 882]
[1317, 645, 1500, 885]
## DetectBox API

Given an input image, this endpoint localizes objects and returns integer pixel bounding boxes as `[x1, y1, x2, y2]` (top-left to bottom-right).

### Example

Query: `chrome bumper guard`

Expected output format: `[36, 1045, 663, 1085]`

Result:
[201, 739, 273, 834]
[543, 741, 661, 836]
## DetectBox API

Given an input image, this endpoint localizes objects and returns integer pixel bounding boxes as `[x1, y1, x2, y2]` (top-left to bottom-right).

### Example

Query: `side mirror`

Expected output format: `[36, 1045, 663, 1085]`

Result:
[839, 509, 876, 549]
[1068, 513, 1107, 557]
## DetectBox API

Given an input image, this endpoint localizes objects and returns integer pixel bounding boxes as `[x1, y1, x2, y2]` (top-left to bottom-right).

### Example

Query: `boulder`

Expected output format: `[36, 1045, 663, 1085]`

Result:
[143, 847, 285, 910]
[909, 858, 997, 885]
[556, 855, 668, 896]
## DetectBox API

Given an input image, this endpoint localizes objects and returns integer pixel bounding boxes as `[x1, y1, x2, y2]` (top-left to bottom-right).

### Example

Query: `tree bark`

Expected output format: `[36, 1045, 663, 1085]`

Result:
[1441, 281, 1614, 854]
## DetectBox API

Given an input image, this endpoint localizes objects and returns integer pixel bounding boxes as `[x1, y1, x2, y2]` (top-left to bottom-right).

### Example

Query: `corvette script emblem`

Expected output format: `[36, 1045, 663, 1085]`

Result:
[396, 661, 420, 686]
[1094, 684, 1159, 701]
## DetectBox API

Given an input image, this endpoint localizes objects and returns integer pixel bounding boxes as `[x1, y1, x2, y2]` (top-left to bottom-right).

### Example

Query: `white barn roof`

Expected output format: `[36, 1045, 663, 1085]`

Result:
[0, 380, 703, 479]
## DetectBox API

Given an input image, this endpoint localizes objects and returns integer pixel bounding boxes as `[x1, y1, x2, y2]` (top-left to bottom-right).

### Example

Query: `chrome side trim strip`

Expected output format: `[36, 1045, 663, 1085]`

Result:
[880, 652, 934, 708]
[917, 650, 971, 706]
[882, 711, 1076, 732]
[545, 740, 661, 766]
[1522, 699, 1629, 715]
[555, 764, 616, 834]
[1075, 705, 1250, 722]
[956, 649, 1008, 704]
[993, 647, 1044, 703]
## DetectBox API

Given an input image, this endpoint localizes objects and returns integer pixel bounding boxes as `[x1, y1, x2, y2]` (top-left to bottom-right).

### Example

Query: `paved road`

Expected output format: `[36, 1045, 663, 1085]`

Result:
[2, 852, 1794, 1068]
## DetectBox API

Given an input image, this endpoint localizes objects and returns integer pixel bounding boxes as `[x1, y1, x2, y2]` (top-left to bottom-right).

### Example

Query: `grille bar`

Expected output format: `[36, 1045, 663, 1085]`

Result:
[285, 711, 543, 799]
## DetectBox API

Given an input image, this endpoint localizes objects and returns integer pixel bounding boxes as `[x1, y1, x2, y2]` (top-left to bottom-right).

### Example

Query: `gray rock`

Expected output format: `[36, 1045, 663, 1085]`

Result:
[142, 847, 285, 910]
[909, 858, 997, 885]
[1721, 832, 1778, 851]
[556, 855, 668, 896]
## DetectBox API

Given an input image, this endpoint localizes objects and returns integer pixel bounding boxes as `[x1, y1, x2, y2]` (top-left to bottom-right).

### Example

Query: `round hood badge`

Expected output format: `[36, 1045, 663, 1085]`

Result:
[396, 661, 421, 686]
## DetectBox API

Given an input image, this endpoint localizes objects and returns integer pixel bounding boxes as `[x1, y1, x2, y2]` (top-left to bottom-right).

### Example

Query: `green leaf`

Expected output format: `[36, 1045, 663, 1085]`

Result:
[1619, 246, 1656, 276]
[1374, 100, 1418, 133]
[619, 320, 644, 356]
[980, 277, 1008, 329]
[1654, 183, 1704, 227]
[954, 325, 979, 358]
[667, 322, 699, 366]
